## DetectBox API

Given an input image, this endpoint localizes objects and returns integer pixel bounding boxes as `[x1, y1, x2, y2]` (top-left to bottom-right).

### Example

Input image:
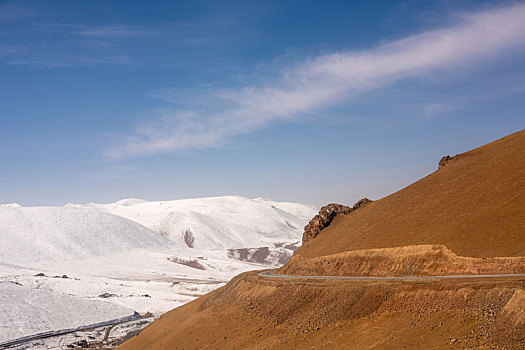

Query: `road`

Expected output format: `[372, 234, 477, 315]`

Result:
[259, 270, 525, 280]
[0, 313, 146, 349]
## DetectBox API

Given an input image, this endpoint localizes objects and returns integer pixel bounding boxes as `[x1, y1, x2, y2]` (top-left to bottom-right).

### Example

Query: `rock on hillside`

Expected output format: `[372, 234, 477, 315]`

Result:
[302, 198, 372, 244]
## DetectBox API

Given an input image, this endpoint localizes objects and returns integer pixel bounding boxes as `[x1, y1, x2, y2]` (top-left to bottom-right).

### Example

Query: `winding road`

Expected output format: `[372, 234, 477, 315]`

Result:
[0, 313, 146, 349]
[3, 272, 524, 348]
[259, 270, 525, 280]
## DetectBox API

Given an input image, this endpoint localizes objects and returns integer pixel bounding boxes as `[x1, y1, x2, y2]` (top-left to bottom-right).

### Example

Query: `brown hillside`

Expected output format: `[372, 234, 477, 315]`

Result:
[298, 129, 525, 259]
[119, 130, 525, 350]
[119, 272, 525, 349]
[280, 245, 525, 277]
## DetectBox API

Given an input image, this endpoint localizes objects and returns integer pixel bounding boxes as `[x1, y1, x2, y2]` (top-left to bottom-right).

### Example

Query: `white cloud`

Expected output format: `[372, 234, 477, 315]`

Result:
[107, 3, 525, 158]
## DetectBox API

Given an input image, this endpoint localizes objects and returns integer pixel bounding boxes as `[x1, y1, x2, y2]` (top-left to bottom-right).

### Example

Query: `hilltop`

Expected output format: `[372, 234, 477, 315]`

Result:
[298, 129, 525, 259]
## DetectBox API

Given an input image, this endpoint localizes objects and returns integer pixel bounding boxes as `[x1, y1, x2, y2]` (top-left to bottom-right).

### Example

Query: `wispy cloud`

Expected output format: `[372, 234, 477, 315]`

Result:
[1, 18, 235, 67]
[104, 3, 525, 158]
[0, 1, 37, 24]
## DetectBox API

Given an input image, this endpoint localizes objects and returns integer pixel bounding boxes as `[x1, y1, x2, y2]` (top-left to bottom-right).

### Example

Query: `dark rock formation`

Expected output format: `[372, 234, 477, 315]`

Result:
[99, 292, 118, 298]
[228, 247, 271, 264]
[439, 155, 452, 169]
[302, 199, 372, 244]
[352, 198, 372, 210]
[183, 229, 195, 248]
[168, 256, 206, 270]
[302, 203, 352, 244]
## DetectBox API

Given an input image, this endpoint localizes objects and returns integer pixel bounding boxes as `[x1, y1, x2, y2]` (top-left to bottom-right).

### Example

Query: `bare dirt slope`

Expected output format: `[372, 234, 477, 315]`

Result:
[298, 129, 525, 259]
[119, 272, 525, 349]
[280, 245, 525, 277]
[119, 130, 525, 349]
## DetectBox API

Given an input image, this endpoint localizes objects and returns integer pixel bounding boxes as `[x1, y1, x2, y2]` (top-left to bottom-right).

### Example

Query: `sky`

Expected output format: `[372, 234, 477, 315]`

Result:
[1, 0, 525, 207]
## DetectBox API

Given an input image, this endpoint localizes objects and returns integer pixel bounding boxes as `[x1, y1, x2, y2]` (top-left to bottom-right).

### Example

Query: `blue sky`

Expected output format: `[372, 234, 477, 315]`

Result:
[1, 0, 525, 207]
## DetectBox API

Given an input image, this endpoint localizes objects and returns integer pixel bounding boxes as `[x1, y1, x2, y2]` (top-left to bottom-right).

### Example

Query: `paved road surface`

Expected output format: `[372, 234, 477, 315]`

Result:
[259, 270, 525, 280]
[0, 313, 145, 349]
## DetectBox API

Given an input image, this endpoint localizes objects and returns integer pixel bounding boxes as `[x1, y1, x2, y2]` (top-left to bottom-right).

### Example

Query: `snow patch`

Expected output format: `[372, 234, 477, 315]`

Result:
[0, 282, 133, 343]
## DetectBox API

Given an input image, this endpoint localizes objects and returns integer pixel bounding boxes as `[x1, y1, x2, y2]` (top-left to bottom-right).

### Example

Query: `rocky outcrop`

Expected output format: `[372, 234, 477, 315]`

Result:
[302, 204, 351, 244]
[438, 155, 452, 168]
[351, 198, 372, 210]
[302, 199, 372, 244]
[438, 154, 461, 169]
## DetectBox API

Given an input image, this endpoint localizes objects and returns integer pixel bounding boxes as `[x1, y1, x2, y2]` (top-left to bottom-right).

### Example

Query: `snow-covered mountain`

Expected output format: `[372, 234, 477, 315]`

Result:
[67, 195, 314, 250]
[67, 195, 315, 265]
[0, 206, 171, 265]
[0, 196, 315, 344]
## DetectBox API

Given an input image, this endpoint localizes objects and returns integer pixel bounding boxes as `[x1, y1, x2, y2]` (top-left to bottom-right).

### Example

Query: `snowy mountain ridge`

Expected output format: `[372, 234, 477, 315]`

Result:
[66, 195, 316, 252]
[0, 195, 316, 343]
